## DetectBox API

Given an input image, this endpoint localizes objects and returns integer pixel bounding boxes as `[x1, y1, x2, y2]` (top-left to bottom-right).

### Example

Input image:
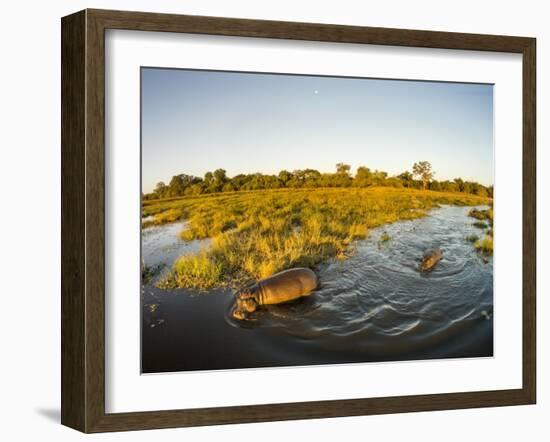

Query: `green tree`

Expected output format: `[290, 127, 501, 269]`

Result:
[222, 182, 236, 192]
[397, 171, 414, 188]
[330, 163, 352, 187]
[354, 166, 373, 187]
[278, 170, 293, 186]
[429, 180, 441, 191]
[204, 171, 213, 190]
[453, 178, 465, 192]
[155, 181, 166, 193]
[185, 183, 204, 195]
[371, 170, 388, 185]
[209, 168, 228, 192]
[213, 168, 227, 183]
[230, 174, 249, 190]
[412, 161, 434, 190]
[336, 163, 351, 176]
[440, 180, 458, 193]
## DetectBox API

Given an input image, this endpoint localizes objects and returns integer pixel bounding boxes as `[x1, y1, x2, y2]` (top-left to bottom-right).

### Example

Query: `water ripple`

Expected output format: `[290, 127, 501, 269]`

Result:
[142, 205, 494, 372]
[248, 205, 493, 350]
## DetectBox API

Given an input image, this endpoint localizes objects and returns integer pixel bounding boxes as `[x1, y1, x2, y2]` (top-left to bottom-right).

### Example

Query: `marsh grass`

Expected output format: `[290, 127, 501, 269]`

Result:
[473, 221, 488, 229]
[474, 235, 494, 254]
[469, 208, 493, 223]
[158, 252, 224, 289]
[141, 261, 162, 285]
[468, 208, 494, 255]
[145, 187, 492, 289]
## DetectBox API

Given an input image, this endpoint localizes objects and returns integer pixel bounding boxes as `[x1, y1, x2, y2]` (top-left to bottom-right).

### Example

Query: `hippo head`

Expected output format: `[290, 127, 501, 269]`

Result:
[231, 288, 259, 320]
[232, 308, 248, 321]
[235, 291, 258, 313]
[420, 248, 443, 272]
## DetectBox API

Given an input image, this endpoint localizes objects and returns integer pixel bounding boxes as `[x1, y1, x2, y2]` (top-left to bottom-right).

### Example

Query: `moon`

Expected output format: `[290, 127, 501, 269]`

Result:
[314, 90, 319, 94]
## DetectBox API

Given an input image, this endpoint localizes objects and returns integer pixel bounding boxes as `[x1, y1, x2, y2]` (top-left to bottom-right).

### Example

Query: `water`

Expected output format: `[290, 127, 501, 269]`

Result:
[141, 205, 493, 373]
[141, 220, 209, 277]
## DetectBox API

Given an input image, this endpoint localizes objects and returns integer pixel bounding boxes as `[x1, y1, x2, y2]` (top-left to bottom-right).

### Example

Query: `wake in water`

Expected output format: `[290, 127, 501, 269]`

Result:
[142, 205, 493, 373]
[226, 205, 493, 350]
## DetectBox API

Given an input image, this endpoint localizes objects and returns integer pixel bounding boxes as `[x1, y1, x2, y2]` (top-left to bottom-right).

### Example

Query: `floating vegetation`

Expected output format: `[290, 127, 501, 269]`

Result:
[474, 235, 493, 255]
[380, 232, 391, 243]
[473, 221, 488, 229]
[469, 207, 493, 220]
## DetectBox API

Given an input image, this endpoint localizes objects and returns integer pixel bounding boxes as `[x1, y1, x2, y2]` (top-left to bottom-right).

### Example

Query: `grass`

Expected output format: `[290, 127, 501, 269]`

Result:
[469, 208, 493, 223]
[158, 252, 223, 289]
[141, 261, 161, 285]
[465, 234, 479, 243]
[473, 221, 488, 229]
[468, 207, 494, 256]
[474, 235, 494, 254]
[145, 187, 492, 289]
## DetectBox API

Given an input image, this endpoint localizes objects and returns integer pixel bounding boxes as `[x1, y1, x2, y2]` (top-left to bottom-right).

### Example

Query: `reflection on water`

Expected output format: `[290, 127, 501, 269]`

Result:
[141, 220, 209, 282]
[141, 205, 493, 373]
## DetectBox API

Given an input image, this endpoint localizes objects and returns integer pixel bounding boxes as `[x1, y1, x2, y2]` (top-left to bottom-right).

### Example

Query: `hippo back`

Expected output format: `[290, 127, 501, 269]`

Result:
[256, 267, 318, 306]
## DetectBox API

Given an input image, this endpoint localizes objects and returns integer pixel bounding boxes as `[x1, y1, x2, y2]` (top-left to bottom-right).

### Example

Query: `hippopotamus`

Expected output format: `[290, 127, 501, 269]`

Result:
[420, 248, 443, 272]
[232, 267, 319, 320]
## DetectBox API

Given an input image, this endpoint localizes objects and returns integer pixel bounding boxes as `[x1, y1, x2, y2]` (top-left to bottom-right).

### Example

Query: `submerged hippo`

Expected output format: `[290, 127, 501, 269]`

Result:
[232, 267, 319, 320]
[420, 248, 443, 272]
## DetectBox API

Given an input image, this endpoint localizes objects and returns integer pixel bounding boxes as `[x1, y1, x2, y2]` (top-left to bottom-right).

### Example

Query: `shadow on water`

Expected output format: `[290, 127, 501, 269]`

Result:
[141, 205, 493, 373]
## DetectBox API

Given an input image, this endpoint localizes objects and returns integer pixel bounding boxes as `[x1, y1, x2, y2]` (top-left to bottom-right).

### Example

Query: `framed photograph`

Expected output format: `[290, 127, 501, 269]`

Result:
[61, 9, 536, 433]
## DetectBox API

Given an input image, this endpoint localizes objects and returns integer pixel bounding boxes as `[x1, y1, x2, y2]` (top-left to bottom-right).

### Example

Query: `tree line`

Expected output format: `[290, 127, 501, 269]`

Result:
[144, 161, 493, 200]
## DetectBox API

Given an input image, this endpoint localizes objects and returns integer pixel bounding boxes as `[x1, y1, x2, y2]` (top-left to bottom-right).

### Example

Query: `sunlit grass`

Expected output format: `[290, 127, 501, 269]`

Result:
[469, 208, 493, 225]
[467, 208, 493, 256]
[158, 252, 223, 289]
[474, 235, 494, 255]
[145, 187, 492, 289]
[473, 221, 488, 229]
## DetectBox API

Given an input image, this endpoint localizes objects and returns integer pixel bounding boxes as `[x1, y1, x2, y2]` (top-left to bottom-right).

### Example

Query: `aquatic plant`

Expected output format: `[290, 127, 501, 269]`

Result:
[141, 261, 161, 285]
[469, 208, 493, 225]
[474, 235, 493, 255]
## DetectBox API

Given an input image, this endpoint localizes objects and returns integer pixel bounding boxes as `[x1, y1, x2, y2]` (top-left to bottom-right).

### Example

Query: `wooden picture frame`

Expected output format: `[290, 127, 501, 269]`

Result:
[61, 8, 536, 433]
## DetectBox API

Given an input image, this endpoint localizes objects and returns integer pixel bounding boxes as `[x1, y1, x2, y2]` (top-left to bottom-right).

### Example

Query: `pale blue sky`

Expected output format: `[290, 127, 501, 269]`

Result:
[141, 68, 493, 193]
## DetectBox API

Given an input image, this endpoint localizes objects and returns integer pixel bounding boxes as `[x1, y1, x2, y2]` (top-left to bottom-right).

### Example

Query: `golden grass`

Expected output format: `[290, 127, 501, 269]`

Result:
[147, 187, 492, 289]
[474, 235, 494, 254]
[468, 207, 494, 256]
[469, 208, 493, 225]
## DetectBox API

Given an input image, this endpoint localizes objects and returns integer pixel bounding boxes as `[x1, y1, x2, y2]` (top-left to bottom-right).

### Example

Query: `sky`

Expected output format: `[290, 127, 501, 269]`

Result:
[141, 68, 493, 193]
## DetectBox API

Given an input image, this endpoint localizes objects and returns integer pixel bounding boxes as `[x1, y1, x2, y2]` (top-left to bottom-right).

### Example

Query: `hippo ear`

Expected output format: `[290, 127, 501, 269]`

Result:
[238, 284, 256, 299]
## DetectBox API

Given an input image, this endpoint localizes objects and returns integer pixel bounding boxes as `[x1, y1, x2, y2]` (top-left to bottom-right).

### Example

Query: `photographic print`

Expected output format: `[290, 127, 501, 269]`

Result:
[140, 68, 494, 374]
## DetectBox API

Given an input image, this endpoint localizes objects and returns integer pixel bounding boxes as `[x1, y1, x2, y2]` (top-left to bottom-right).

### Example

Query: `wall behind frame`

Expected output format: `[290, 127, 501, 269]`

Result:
[0, 0, 546, 441]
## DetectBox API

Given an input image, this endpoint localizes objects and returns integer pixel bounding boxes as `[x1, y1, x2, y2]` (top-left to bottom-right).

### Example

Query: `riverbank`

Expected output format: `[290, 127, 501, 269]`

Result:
[142, 187, 491, 289]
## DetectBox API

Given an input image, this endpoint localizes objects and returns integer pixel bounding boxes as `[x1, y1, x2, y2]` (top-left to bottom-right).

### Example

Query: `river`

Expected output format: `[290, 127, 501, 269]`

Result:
[141, 205, 493, 373]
